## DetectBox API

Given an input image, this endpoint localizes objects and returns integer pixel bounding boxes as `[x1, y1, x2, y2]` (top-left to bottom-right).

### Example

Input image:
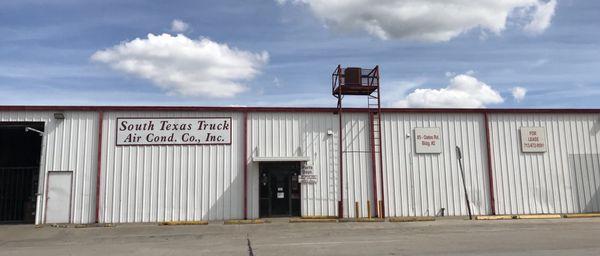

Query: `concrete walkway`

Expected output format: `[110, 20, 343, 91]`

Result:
[1, 218, 600, 255]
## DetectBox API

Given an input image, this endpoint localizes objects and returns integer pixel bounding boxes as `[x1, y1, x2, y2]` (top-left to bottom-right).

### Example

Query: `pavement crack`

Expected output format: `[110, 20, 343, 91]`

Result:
[247, 233, 254, 256]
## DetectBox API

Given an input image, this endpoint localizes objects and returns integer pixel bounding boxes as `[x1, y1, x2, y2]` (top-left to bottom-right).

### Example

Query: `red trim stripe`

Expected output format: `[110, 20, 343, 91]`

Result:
[0, 105, 599, 114]
[243, 111, 248, 220]
[484, 112, 496, 215]
[95, 111, 103, 223]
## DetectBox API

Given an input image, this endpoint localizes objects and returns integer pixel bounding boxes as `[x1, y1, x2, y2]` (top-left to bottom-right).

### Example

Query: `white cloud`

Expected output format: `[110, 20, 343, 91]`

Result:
[524, 0, 557, 34]
[512, 86, 527, 102]
[170, 19, 189, 33]
[279, 0, 557, 42]
[393, 74, 504, 108]
[91, 33, 268, 98]
[384, 78, 426, 104]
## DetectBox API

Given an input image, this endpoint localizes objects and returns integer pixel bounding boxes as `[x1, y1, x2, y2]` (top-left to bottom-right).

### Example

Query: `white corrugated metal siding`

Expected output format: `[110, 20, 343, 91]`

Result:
[0, 111, 99, 224]
[6, 108, 599, 224]
[247, 112, 337, 218]
[342, 113, 374, 218]
[381, 113, 491, 217]
[99, 111, 244, 223]
[489, 113, 600, 214]
[247, 112, 374, 218]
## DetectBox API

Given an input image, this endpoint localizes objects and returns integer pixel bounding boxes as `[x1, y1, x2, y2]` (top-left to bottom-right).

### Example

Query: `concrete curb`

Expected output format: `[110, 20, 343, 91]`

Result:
[388, 217, 435, 222]
[475, 215, 515, 220]
[299, 216, 338, 220]
[36, 223, 115, 228]
[477, 214, 569, 220]
[516, 214, 562, 219]
[563, 213, 600, 218]
[289, 218, 338, 223]
[74, 223, 114, 228]
[339, 218, 385, 223]
[158, 221, 208, 226]
[47, 224, 69, 228]
[224, 219, 267, 225]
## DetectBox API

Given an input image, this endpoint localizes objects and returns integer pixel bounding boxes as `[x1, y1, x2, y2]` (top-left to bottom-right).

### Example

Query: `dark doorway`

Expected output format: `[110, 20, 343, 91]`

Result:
[259, 162, 301, 218]
[0, 122, 44, 224]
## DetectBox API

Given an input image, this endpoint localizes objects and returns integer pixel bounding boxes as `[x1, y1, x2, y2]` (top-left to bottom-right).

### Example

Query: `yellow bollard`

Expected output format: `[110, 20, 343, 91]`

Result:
[367, 201, 372, 219]
[355, 201, 360, 218]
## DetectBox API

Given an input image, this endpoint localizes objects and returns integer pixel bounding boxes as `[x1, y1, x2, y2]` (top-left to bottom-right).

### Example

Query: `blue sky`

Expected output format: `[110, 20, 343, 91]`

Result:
[0, 0, 598, 108]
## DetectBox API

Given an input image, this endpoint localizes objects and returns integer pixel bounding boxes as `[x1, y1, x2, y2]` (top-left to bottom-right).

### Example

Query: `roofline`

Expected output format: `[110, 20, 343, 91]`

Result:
[0, 105, 599, 114]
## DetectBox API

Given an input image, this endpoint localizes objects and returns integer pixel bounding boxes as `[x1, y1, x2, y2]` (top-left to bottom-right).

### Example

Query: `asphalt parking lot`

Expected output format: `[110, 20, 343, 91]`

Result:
[1, 218, 600, 256]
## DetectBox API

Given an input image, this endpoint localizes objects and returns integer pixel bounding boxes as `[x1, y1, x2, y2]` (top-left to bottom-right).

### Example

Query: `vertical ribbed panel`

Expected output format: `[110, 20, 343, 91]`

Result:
[489, 113, 600, 214]
[0, 111, 98, 224]
[100, 111, 243, 223]
[341, 113, 373, 218]
[248, 112, 341, 218]
[8, 109, 597, 223]
[247, 112, 374, 218]
[381, 113, 490, 217]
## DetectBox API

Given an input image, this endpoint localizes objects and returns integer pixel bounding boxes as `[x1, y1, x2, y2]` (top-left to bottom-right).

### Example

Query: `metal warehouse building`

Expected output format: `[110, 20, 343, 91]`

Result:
[1, 106, 600, 225]
[1, 67, 599, 225]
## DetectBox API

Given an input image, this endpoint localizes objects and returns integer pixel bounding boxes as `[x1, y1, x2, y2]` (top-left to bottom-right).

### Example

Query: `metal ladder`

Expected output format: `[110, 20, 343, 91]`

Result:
[367, 86, 385, 218]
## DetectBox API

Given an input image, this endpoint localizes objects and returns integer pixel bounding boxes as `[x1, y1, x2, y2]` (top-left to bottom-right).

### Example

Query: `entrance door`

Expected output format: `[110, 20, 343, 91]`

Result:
[45, 171, 72, 223]
[259, 162, 301, 218]
[0, 122, 43, 224]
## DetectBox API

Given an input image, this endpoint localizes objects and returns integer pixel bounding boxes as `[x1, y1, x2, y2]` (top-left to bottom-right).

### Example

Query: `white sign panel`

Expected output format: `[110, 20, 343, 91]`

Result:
[299, 165, 318, 184]
[520, 127, 547, 153]
[414, 127, 442, 154]
[116, 117, 231, 146]
[301, 165, 313, 175]
[299, 174, 318, 184]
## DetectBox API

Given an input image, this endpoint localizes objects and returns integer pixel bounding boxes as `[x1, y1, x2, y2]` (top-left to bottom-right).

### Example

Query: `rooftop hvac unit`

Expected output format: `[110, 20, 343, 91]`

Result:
[344, 67, 362, 86]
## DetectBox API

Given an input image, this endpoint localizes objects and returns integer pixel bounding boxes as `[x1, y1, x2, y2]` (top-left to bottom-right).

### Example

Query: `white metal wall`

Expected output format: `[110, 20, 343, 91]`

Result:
[247, 112, 373, 218]
[381, 113, 491, 217]
[342, 113, 374, 218]
[99, 111, 244, 223]
[489, 113, 600, 215]
[0, 111, 99, 224]
[248, 112, 338, 218]
[6, 109, 599, 224]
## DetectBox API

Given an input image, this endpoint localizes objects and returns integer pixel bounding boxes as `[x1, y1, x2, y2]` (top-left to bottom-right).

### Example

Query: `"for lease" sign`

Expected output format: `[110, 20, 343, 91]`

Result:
[520, 127, 547, 153]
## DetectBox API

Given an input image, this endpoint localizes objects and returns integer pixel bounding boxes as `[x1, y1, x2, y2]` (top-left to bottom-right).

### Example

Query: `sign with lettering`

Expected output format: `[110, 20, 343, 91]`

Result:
[299, 174, 318, 184]
[414, 127, 442, 154]
[520, 127, 547, 153]
[299, 165, 318, 184]
[301, 165, 313, 175]
[116, 117, 231, 146]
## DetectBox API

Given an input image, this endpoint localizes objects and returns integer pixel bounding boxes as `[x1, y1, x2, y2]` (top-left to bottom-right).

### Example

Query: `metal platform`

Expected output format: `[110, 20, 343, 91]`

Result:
[332, 85, 378, 95]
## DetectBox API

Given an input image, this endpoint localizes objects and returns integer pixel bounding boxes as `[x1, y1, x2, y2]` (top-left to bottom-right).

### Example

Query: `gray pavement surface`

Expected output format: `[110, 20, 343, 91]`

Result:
[1, 218, 600, 255]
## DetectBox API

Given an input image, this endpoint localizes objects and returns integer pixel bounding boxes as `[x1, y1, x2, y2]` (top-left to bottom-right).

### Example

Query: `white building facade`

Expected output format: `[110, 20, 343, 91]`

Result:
[0, 106, 599, 225]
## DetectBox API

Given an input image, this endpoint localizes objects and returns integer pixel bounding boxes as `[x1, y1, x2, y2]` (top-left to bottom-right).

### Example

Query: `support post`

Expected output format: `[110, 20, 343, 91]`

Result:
[95, 111, 103, 223]
[376, 66, 385, 218]
[337, 66, 344, 219]
[484, 112, 496, 215]
[243, 111, 248, 220]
